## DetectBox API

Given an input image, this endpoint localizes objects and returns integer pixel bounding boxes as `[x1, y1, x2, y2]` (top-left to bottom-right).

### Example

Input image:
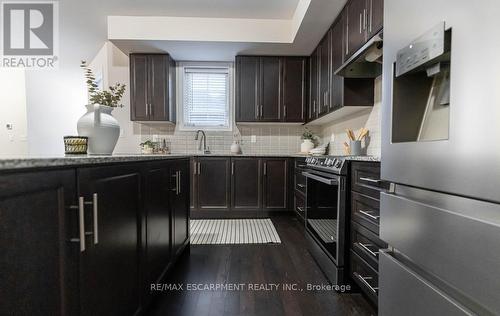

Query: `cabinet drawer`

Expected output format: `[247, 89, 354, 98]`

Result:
[295, 171, 306, 195]
[294, 158, 307, 170]
[351, 162, 386, 198]
[294, 193, 305, 220]
[351, 221, 387, 269]
[379, 251, 473, 316]
[350, 250, 378, 305]
[351, 191, 380, 235]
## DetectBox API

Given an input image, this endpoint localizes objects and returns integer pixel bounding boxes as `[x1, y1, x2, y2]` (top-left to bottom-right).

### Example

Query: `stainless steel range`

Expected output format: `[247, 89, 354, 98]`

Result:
[303, 156, 349, 287]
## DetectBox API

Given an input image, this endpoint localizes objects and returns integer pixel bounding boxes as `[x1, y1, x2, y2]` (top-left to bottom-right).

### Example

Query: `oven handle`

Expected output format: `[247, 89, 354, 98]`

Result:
[302, 172, 337, 185]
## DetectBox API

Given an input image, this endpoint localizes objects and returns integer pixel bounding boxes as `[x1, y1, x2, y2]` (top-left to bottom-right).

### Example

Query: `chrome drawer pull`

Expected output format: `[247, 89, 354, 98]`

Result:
[353, 272, 378, 294]
[297, 184, 306, 188]
[359, 210, 380, 220]
[359, 177, 381, 184]
[356, 242, 379, 258]
[93, 193, 98, 245]
[297, 207, 305, 213]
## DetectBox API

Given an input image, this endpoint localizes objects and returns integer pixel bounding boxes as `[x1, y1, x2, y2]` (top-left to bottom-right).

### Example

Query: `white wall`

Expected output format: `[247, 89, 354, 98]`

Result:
[0, 69, 28, 156]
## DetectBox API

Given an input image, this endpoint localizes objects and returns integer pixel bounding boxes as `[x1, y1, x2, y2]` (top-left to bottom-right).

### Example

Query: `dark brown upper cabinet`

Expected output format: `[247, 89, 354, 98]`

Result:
[346, 0, 368, 59]
[231, 158, 262, 211]
[309, 48, 320, 121]
[130, 54, 176, 122]
[236, 55, 306, 123]
[195, 157, 231, 211]
[319, 30, 332, 116]
[236, 56, 260, 122]
[282, 57, 307, 122]
[367, 0, 383, 39]
[262, 158, 289, 211]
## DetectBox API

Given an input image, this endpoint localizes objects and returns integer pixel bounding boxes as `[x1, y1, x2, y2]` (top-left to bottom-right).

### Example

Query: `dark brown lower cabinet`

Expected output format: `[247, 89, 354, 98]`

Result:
[0, 170, 78, 316]
[262, 158, 289, 211]
[78, 165, 142, 316]
[231, 158, 262, 210]
[1, 159, 190, 316]
[196, 157, 231, 211]
[142, 162, 172, 306]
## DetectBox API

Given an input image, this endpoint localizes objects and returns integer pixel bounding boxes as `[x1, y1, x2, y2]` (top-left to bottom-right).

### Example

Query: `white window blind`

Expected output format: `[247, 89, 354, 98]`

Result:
[183, 67, 230, 128]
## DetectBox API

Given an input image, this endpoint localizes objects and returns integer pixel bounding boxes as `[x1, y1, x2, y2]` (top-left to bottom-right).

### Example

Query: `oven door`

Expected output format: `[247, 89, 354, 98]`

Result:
[303, 170, 345, 266]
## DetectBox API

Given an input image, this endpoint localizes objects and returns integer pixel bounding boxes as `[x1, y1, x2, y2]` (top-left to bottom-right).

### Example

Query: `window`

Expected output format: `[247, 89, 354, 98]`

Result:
[178, 63, 232, 131]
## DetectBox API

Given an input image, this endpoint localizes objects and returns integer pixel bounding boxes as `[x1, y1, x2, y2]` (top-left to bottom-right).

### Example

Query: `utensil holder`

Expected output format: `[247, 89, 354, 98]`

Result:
[350, 140, 362, 156]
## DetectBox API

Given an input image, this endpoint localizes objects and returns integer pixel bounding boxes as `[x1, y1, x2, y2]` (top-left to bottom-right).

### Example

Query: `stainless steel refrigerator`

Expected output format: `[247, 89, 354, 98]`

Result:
[380, 1, 500, 315]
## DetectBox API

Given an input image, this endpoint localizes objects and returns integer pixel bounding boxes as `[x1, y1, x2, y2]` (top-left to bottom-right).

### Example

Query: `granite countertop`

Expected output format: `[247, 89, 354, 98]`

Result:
[0, 153, 380, 171]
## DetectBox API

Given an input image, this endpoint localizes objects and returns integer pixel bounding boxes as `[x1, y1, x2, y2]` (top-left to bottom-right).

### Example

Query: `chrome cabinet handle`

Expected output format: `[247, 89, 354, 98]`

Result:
[231, 162, 235, 175]
[78, 197, 86, 252]
[172, 171, 180, 195]
[356, 242, 379, 257]
[177, 171, 181, 195]
[260, 105, 263, 118]
[297, 184, 306, 188]
[353, 272, 378, 294]
[359, 13, 362, 33]
[363, 9, 367, 30]
[197, 162, 201, 175]
[283, 105, 287, 118]
[93, 193, 98, 245]
[359, 210, 380, 220]
[264, 162, 267, 176]
[359, 177, 381, 184]
[70, 197, 86, 252]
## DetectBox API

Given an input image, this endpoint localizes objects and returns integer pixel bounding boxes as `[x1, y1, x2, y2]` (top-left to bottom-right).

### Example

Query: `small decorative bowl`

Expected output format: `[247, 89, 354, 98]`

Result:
[64, 136, 88, 155]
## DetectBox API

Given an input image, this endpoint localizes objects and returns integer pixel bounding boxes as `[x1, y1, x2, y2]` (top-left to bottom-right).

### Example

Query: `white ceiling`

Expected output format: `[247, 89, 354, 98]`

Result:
[107, 0, 348, 60]
[106, 0, 300, 19]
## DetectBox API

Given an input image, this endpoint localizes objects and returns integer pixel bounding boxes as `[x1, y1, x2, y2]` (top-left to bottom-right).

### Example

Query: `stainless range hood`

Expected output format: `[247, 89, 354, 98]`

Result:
[335, 31, 383, 78]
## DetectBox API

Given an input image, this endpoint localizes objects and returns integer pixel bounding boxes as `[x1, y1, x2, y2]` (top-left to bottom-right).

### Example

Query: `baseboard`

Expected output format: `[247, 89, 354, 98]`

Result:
[190, 209, 293, 219]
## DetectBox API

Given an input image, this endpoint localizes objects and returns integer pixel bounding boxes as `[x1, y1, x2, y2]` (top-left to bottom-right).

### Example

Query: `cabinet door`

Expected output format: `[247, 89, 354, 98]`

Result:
[149, 55, 168, 121]
[262, 159, 289, 211]
[231, 158, 262, 210]
[282, 57, 306, 122]
[260, 57, 281, 121]
[171, 160, 190, 256]
[143, 162, 171, 294]
[0, 170, 78, 316]
[346, 0, 367, 59]
[331, 15, 345, 110]
[197, 157, 231, 210]
[78, 165, 141, 316]
[367, 0, 383, 39]
[319, 31, 332, 115]
[236, 56, 259, 122]
[309, 48, 320, 120]
[130, 54, 149, 121]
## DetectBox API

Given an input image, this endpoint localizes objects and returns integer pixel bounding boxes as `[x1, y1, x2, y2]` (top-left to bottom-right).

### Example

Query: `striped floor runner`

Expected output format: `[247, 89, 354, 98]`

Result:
[190, 219, 281, 245]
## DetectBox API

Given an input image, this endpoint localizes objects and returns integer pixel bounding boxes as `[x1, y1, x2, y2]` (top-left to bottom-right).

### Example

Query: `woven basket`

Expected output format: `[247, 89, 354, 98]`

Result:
[64, 136, 88, 154]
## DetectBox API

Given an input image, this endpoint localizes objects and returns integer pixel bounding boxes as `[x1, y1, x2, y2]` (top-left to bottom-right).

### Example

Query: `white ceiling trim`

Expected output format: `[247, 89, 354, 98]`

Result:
[107, 0, 311, 43]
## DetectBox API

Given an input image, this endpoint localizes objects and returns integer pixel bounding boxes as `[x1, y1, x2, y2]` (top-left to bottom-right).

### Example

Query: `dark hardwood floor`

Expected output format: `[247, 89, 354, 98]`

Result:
[146, 216, 376, 316]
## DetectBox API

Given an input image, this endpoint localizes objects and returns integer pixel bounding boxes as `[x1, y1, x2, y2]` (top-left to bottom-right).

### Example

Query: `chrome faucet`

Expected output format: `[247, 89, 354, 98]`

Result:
[194, 130, 210, 154]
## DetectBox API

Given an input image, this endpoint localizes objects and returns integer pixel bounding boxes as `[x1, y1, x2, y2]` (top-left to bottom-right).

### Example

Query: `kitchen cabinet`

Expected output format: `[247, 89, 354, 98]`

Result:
[348, 161, 388, 306]
[0, 170, 78, 316]
[319, 30, 332, 115]
[309, 48, 320, 120]
[236, 56, 260, 122]
[367, 0, 383, 39]
[262, 158, 289, 211]
[195, 157, 231, 211]
[231, 158, 262, 210]
[1, 158, 191, 316]
[282, 57, 307, 122]
[236, 56, 307, 123]
[142, 162, 172, 301]
[260, 57, 281, 121]
[346, 0, 368, 59]
[78, 164, 142, 316]
[170, 160, 190, 256]
[130, 53, 176, 122]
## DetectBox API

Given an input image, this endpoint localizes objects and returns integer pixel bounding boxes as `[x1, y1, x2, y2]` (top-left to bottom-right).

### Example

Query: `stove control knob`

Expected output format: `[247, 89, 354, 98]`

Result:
[335, 159, 342, 168]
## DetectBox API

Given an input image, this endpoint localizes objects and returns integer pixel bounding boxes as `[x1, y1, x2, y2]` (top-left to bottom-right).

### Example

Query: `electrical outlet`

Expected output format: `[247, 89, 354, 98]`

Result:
[251, 135, 257, 143]
[6, 123, 13, 130]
